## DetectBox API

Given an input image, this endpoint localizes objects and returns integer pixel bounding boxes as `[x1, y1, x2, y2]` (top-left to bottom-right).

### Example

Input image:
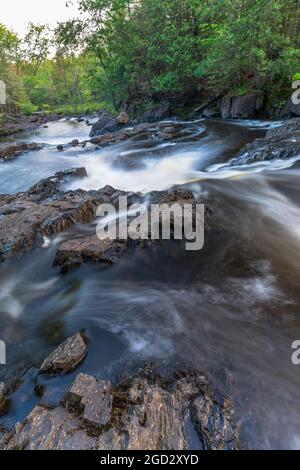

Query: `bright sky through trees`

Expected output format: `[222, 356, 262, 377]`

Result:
[1, 0, 79, 37]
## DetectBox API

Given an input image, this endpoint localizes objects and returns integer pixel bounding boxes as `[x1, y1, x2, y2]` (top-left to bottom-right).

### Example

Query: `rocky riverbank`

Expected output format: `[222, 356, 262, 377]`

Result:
[0, 333, 240, 450]
[230, 117, 300, 166]
[0, 113, 60, 138]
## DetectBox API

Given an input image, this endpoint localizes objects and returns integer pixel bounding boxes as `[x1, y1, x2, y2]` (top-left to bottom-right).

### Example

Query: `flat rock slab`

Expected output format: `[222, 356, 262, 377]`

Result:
[54, 236, 128, 272]
[65, 373, 113, 428]
[40, 332, 88, 374]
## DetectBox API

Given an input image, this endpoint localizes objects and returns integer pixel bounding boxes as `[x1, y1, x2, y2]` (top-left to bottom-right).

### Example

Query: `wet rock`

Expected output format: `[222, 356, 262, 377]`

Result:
[64, 373, 113, 428]
[190, 395, 237, 450]
[53, 188, 199, 272]
[27, 167, 87, 200]
[70, 139, 79, 147]
[40, 332, 88, 374]
[0, 169, 136, 261]
[89, 110, 115, 137]
[230, 117, 300, 166]
[0, 142, 44, 162]
[2, 405, 97, 450]
[220, 93, 264, 119]
[56, 144, 64, 151]
[0, 368, 240, 450]
[54, 236, 128, 273]
[265, 117, 300, 142]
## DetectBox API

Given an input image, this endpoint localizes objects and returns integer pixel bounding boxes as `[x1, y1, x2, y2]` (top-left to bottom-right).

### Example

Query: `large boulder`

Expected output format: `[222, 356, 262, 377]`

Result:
[220, 93, 264, 119]
[89, 110, 114, 137]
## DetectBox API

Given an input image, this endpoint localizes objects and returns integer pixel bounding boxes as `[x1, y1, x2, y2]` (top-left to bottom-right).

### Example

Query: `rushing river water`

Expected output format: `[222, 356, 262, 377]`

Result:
[1, 117, 300, 449]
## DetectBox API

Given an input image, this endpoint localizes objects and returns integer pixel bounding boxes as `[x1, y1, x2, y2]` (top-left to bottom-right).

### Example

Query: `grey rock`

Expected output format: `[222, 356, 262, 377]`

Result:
[190, 395, 238, 450]
[64, 373, 113, 428]
[140, 101, 172, 123]
[230, 117, 300, 166]
[287, 96, 300, 117]
[40, 332, 88, 374]
[220, 93, 264, 119]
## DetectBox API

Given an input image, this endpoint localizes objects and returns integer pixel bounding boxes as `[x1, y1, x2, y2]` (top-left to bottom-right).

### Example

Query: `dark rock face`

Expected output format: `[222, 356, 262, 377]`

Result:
[0, 143, 44, 162]
[220, 93, 264, 119]
[89, 111, 114, 137]
[230, 118, 300, 166]
[89, 111, 132, 138]
[287, 95, 300, 117]
[0, 368, 240, 450]
[40, 333, 88, 374]
[140, 101, 172, 123]
[265, 118, 300, 141]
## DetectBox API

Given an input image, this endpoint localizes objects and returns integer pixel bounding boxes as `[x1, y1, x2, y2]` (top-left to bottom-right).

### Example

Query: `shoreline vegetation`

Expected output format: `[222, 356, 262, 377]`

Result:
[0, 0, 299, 130]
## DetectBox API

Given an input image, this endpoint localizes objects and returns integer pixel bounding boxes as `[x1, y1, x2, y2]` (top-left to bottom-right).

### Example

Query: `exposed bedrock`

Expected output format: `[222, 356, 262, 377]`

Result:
[230, 117, 300, 166]
[0, 362, 240, 450]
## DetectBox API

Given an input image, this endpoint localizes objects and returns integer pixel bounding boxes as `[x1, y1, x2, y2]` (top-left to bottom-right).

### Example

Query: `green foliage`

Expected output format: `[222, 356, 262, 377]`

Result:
[1, 0, 300, 115]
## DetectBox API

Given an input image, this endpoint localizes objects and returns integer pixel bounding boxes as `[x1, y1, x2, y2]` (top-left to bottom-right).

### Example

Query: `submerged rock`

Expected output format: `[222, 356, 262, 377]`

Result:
[0, 368, 240, 450]
[40, 332, 88, 374]
[0, 142, 44, 162]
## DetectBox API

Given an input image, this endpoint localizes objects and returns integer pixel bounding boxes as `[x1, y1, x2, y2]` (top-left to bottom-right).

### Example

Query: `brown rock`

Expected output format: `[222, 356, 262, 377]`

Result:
[0, 142, 44, 162]
[40, 332, 88, 374]
[54, 236, 128, 272]
[0, 368, 240, 451]
[117, 112, 130, 125]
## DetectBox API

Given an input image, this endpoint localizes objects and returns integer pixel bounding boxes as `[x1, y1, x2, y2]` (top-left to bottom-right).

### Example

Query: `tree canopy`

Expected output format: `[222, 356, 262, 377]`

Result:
[0, 0, 299, 115]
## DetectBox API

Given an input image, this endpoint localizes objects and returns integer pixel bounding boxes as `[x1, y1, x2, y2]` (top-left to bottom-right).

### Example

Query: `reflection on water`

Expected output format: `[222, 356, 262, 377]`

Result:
[0, 117, 300, 449]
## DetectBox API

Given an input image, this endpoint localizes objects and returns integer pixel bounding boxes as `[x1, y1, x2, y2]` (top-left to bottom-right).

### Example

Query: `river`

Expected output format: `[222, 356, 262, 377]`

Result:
[1, 116, 300, 449]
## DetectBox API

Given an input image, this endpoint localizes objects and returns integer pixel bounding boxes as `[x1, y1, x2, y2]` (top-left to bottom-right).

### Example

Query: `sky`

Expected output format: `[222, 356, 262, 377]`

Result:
[1, 0, 80, 37]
